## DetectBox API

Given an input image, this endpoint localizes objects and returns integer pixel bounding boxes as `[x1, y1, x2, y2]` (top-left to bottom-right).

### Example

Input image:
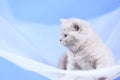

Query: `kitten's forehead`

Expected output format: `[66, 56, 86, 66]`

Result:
[60, 18, 91, 34]
[60, 18, 82, 32]
[60, 18, 90, 27]
[61, 21, 73, 32]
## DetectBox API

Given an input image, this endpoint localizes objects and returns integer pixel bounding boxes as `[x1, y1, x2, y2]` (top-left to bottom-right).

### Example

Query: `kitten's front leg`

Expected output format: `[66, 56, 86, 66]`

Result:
[67, 61, 76, 70]
[96, 59, 110, 69]
[95, 60, 109, 80]
[60, 61, 76, 80]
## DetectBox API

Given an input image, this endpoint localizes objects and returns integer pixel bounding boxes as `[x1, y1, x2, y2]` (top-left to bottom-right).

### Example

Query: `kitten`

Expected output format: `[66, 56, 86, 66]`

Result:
[58, 18, 115, 80]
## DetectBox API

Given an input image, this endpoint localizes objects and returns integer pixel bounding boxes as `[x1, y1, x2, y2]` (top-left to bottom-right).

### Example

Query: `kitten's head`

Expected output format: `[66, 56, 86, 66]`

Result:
[59, 18, 92, 47]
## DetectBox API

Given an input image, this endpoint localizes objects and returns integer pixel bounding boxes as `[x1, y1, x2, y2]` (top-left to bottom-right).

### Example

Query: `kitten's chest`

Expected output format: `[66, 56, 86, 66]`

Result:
[67, 53, 94, 70]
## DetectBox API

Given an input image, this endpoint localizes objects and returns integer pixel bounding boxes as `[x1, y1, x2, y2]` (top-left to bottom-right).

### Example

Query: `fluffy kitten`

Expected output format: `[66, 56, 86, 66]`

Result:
[58, 18, 115, 71]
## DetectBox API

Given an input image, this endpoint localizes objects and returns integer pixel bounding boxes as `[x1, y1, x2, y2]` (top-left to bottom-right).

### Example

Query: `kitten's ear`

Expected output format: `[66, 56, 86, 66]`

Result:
[60, 18, 67, 23]
[73, 24, 80, 31]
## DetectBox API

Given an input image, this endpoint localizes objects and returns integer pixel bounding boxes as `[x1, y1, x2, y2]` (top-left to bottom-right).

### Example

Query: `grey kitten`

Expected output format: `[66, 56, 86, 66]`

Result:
[58, 18, 115, 71]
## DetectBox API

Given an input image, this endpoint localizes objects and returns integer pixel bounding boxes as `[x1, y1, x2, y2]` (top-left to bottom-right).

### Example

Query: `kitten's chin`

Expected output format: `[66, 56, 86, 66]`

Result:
[62, 42, 74, 47]
[60, 41, 76, 49]
[62, 43, 70, 47]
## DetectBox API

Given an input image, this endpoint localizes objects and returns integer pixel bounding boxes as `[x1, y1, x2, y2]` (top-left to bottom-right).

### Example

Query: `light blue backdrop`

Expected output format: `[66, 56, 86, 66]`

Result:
[8, 0, 120, 24]
[0, 0, 120, 80]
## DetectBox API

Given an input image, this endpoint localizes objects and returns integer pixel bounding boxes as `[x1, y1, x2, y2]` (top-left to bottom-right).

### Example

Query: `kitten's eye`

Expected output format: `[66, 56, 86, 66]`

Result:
[64, 34, 68, 37]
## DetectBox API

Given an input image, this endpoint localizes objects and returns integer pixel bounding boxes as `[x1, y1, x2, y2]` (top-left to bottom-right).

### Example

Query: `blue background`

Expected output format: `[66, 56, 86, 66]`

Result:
[0, 0, 120, 80]
[8, 0, 120, 24]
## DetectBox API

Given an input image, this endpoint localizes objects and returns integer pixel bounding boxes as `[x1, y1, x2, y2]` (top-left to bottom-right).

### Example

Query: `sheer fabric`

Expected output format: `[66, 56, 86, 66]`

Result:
[0, 0, 120, 80]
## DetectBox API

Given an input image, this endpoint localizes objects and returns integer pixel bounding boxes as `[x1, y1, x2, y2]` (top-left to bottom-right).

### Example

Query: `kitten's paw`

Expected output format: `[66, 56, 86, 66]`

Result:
[98, 77, 106, 80]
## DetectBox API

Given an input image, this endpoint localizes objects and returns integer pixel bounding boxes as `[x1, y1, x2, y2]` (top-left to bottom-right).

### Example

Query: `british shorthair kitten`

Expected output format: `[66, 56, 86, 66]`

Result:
[58, 18, 115, 80]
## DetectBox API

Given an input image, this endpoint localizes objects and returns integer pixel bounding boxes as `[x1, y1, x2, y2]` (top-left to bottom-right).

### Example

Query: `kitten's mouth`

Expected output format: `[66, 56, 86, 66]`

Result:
[61, 42, 67, 46]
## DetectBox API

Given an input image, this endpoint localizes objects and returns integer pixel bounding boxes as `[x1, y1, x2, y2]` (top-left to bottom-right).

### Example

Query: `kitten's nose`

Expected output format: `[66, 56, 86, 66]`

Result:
[59, 39, 62, 41]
